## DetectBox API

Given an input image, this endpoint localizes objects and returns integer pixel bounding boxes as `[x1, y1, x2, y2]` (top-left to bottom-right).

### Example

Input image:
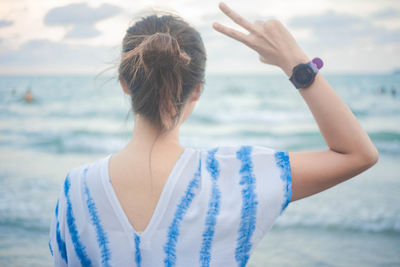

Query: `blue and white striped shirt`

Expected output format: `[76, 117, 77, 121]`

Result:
[49, 145, 292, 266]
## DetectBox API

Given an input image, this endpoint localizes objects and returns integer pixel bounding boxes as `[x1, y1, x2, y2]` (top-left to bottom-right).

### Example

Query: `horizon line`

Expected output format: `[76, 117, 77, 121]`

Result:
[0, 70, 397, 76]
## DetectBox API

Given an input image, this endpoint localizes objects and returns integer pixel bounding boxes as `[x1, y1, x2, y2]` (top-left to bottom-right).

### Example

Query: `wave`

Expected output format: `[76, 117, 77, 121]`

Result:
[0, 217, 50, 233]
[274, 215, 400, 234]
[1, 210, 398, 234]
[0, 126, 399, 155]
[0, 127, 128, 154]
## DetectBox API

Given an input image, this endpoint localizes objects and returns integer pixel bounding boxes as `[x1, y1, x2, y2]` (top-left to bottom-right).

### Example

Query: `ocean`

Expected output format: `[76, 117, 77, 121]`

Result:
[0, 73, 399, 266]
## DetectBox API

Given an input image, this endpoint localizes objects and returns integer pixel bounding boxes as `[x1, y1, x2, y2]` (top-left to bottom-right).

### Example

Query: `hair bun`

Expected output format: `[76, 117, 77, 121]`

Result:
[141, 32, 191, 70]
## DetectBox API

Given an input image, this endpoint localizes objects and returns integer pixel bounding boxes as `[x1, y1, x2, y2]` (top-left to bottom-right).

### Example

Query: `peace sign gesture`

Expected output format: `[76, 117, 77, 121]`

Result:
[211, 2, 379, 212]
[212, 2, 309, 76]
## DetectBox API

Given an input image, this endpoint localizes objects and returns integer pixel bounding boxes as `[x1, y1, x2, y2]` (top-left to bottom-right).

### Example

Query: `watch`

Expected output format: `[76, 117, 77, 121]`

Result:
[289, 57, 323, 89]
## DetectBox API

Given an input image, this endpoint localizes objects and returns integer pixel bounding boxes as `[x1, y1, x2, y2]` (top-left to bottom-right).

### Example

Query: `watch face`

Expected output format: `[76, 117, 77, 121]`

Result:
[294, 64, 314, 85]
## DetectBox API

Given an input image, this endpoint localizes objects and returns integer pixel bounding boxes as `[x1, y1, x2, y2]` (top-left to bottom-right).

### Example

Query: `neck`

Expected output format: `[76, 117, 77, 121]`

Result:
[127, 114, 182, 152]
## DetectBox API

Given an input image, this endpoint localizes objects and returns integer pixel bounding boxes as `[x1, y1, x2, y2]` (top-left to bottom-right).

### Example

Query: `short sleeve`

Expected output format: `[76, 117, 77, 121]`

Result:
[49, 176, 69, 267]
[249, 145, 292, 237]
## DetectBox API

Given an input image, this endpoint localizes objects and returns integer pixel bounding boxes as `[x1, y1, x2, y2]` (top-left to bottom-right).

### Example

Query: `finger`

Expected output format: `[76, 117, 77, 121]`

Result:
[218, 2, 258, 34]
[254, 20, 264, 26]
[212, 22, 251, 46]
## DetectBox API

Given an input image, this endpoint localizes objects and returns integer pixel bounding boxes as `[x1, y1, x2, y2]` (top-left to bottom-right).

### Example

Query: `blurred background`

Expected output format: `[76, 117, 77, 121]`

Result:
[0, 0, 399, 266]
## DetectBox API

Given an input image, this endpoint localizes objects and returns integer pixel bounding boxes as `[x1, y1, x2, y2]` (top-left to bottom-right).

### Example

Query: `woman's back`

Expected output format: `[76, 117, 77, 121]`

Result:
[49, 2, 378, 266]
[107, 144, 186, 234]
[49, 145, 291, 266]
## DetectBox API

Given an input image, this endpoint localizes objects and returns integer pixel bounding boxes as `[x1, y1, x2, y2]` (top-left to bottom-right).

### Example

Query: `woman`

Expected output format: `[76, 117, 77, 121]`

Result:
[49, 2, 378, 266]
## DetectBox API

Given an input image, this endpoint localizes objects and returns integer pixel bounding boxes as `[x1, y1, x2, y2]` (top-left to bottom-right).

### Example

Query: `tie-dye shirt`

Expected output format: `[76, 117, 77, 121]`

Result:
[49, 145, 292, 267]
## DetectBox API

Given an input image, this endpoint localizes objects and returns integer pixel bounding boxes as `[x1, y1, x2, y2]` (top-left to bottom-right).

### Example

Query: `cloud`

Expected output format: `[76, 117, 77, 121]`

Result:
[375, 29, 400, 44]
[0, 20, 13, 27]
[65, 25, 101, 38]
[289, 10, 400, 48]
[44, 3, 121, 39]
[371, 8, 400, 19]
[0, 39, 119, 74]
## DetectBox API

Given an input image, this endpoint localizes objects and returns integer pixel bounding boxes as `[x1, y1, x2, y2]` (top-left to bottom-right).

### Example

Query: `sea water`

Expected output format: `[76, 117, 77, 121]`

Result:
[0, 73, 399, 266]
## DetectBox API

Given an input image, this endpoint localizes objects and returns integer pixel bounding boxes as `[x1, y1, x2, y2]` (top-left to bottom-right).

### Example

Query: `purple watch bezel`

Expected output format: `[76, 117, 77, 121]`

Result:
[289, 57, 323, 89]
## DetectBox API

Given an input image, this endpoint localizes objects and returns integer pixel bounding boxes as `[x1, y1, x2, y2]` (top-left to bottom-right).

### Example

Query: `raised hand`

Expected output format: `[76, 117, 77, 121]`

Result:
[212, 2, 309, 76]
[212, 2, 378, 202]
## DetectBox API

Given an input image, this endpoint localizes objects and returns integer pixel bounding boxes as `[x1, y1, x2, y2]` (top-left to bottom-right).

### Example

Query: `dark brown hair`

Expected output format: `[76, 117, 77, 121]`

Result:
[119, 13, 207, 132]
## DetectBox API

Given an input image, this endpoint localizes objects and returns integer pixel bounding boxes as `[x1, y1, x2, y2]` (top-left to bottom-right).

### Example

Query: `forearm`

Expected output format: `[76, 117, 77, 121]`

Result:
[213, 2, 379, 201]
[281, 55, 378, 162]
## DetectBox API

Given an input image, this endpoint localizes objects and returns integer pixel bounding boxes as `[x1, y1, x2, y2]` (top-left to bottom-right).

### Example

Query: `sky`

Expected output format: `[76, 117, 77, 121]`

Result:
[0, 0, 399, 75]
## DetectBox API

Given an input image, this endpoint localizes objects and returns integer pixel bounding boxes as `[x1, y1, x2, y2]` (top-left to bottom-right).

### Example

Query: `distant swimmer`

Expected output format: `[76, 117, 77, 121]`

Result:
[24, 88, 33, 103]
[391, 86, 397, 97]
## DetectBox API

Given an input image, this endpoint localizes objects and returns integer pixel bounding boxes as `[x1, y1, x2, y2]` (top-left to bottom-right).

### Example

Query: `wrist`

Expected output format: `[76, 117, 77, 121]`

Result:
[280, 53, 310, 77]
[289, 57, 324, 89]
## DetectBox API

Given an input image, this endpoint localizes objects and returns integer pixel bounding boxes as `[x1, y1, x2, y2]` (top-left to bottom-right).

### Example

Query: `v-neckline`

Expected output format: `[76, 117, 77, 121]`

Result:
[101, 147, 191, 238]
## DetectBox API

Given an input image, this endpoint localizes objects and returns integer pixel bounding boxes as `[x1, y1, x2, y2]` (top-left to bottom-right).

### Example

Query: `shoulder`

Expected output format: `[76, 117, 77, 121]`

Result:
[56, 155, 111, 220]
[195, 144, 286, 176]
[70, 155, 110, 177]
[196, 144, 290, 184]
[197, 144, 278, 159]
[62, 154, 111, 193]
